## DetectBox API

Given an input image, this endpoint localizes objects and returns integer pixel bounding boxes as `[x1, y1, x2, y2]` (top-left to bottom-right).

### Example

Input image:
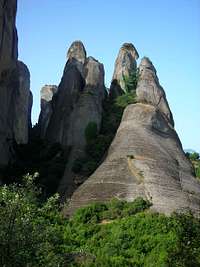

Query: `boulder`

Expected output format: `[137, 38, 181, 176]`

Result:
[66, 58, 200, 216]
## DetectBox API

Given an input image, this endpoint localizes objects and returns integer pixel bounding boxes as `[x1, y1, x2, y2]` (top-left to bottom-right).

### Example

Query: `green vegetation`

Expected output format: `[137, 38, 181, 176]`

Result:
[115, 91, 136, 108]
[0, 174, 65, 267]
[186, 152, 200, 179]
[1, 177, 200, 266]
[123, 69, 139, 94]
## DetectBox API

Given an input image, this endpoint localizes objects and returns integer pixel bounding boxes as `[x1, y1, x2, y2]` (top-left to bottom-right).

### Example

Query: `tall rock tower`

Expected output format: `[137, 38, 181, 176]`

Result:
[0, 0, 32, 168]
[38, 41, 106, 198]
[110, 43, 139, 98]
[66, 47, 200, 216]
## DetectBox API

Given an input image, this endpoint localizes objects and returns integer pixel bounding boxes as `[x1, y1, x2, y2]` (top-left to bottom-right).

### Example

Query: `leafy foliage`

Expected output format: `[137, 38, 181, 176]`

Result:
[186, 152, 200, 161]
[115, 91, 136, 108]
[65, 199, 200, 267]
[186, 152, 200, 179]
[122, 68, 139, 94]
[1, 179, 200, 267]
[0, 174, 66, 267]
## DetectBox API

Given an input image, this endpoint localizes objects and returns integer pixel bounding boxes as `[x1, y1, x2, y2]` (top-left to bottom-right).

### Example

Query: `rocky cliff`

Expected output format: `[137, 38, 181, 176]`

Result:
[67, 55, 200, 216]
[0, 0, 32, 168]
[40, 41, 105, 197]
[38, 85, 57, 139]
[1, 1, 199, 218]
[110, 43, 139, 98]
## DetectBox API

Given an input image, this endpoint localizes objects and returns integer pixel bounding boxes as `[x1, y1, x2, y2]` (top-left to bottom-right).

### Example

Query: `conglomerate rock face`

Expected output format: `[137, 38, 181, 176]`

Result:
[0, 0, 32, 168]
[43, 41, 105, 197]
[109, 43, 139, 99]
[66, 56, 200, 216]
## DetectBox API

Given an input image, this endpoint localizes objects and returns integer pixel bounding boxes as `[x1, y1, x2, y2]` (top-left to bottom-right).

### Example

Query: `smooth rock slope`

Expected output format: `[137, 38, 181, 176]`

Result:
[67, 57, 200, 216]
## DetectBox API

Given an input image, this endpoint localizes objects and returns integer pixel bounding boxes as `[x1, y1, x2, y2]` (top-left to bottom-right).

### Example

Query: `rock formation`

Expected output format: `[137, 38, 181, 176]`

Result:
[109, 43, 139, 98]
[0, 0, 32, 168]
[136, 57, 174, 126]
[38, 85, 57, 139]
[41, 41, 105, 197]
[66, 56, 200, 216]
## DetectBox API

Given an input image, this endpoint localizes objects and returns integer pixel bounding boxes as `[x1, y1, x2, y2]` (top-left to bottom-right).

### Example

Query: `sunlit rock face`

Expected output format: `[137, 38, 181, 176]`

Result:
[0, 0, 32, 167]
[136, 57, 174, 126]
[109, 43, 139, 99]
[66, 57, 200, 217]
[43, 41, 105, 198]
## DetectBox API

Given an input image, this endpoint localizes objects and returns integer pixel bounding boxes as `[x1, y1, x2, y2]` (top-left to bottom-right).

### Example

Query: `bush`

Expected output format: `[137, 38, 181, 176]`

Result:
[1, 181, 200, 267]
[189, 152, 199, 161]
[123, 69, 139, 93]
[195, 165, 200, 178]
[115, 92, 136, 108]
[186, 152, 200, 179]
[0, 174, 66, 267]
[64, 198, 200, 267]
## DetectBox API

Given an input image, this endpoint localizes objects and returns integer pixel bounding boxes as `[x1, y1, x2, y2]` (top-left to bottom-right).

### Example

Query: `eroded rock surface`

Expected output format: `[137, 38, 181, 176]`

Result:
[0, 0, 18, 73]
[14, 61, 32, 144]
[43, 41, 105, 197]
[136, 57, 174, 126]
[67, 58, 200, 216]
[110, 43, 139, 98]
[38, 85, 57, 139]
[0, 0, 32, 167]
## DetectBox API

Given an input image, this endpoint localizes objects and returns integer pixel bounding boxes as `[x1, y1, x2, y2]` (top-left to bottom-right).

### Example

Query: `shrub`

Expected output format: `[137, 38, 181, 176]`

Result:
[122, 69, 139, 93]
[195, 165, 200, 178]
[1, 181, 200, 267]
[65, 198, 200, 267]
[189, 152, 199, 161]
[115, 92, 136, 108]
[0, 174, 66, 267]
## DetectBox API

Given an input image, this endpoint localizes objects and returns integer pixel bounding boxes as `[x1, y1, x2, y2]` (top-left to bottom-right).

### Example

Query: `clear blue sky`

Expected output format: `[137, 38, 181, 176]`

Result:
[16, 0, 200, 152]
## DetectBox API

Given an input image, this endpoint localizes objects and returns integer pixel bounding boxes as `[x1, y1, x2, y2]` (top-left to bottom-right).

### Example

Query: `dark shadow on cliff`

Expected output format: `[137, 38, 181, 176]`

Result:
[1, 125, 71, 198]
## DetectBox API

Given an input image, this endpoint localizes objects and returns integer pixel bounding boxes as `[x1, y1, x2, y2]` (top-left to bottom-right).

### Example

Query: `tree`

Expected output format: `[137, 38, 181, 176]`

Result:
[189, 152, 199, 161]
[0, 174, 65, 267]
[122, 68, 139, 94]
